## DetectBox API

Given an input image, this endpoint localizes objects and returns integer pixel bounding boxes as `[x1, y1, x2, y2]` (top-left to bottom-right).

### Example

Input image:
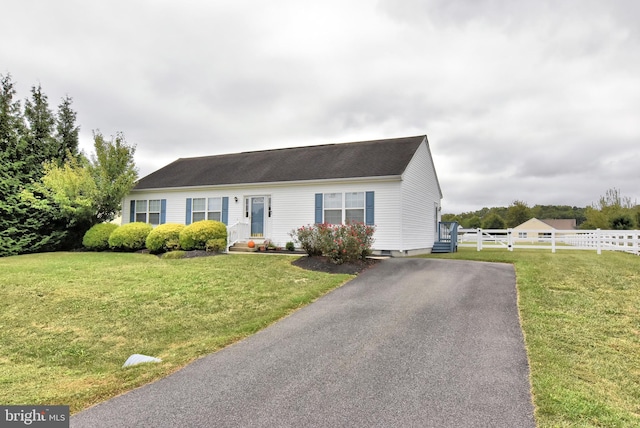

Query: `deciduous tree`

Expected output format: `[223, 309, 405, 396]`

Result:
[89, 130, 138, 223]
[506, 200, 531, 227]
[481, 212, 506, 229]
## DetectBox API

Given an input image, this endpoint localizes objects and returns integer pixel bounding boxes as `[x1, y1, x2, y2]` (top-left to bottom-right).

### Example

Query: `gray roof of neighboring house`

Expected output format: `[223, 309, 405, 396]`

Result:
[540, 219, 577, 230]
[134, 135, 428, 190]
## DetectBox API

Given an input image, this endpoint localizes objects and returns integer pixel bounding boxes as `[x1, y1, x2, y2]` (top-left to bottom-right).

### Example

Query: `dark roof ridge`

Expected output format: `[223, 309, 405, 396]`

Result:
[172, 134, 427, 160]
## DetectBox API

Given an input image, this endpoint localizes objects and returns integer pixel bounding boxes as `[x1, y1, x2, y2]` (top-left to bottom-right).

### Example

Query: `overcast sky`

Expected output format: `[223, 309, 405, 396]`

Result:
[3, 0, 639, 213]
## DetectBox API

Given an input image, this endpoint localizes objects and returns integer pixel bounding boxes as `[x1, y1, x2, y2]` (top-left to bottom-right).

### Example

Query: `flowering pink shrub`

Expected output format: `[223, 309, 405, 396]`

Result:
[290, 223, 375, 264]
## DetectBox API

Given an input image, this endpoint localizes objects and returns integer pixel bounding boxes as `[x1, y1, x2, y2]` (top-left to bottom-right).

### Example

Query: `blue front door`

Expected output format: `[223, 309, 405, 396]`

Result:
[250, 197, 265, 237]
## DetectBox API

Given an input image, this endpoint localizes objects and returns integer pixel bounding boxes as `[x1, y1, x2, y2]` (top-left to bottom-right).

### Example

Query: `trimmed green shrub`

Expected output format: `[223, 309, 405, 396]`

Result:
[108, 222, 153, 251]
[160, 250, 186, 259]
[286, 241, 295, 251]
[179, 220, 228, 251]
[145, 223, 186, 254]
[206, 238, 226, 252]
[82, 223, 119, 251]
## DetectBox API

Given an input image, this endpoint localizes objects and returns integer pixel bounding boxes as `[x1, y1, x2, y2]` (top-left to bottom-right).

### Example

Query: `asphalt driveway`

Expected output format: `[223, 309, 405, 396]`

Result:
[72, 258, 535, 427]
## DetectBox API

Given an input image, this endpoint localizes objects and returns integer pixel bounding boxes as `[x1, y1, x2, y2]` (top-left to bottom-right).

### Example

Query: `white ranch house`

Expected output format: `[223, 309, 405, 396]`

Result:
[123, 135, 444, 256]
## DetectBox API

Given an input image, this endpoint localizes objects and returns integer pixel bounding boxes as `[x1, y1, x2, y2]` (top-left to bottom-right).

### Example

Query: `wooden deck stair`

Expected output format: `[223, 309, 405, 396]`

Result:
[431, 221, 459, 254]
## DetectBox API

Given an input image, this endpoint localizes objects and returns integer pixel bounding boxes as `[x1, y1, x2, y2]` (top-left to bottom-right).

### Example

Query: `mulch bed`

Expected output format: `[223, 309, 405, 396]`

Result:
[291, 256, 380, 275]
[149, 249, 380, 274]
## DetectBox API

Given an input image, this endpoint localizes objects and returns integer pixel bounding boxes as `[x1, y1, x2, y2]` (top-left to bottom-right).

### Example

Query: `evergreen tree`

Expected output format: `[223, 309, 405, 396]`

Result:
[0, 74, 28, 256]
[0, 74, 25, 159]
[54, 95, 80, 163]
[610, 213, 634, 230]
[0, 76, 85, 256]
[23, 84, 56, 175]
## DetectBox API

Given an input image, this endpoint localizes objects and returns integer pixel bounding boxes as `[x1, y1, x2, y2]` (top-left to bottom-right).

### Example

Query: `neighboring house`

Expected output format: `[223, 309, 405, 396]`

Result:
[540, 219, 577, 230]
[123, 135, 443, 256]
[514, 218, 577, 239]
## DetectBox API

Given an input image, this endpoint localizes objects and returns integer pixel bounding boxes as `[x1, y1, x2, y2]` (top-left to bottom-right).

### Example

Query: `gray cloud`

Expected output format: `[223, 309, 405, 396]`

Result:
[2, 0, 638, 213]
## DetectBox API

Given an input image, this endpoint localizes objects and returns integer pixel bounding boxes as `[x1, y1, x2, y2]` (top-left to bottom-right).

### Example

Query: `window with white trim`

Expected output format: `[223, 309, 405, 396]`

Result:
[192, 197, 222, 222]
[323, 193, 343, 224]
[135, 199, 161, 225]
[345, 192, 365, 223]
[322, 192, 365, 224]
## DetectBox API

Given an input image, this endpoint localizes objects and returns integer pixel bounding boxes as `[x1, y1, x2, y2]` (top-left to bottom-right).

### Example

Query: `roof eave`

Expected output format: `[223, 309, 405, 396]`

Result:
[130, 174, 403, 193]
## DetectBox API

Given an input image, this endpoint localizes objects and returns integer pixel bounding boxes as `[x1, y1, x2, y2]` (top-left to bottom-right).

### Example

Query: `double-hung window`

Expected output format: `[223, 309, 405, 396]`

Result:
[132, 199, 163, 225]
[135, 200, 148, 222]
[345, 192, 365, 223]
[192, 197, 223, 222]
[323, 193, 343, 224]
[319, 192, 369, 224]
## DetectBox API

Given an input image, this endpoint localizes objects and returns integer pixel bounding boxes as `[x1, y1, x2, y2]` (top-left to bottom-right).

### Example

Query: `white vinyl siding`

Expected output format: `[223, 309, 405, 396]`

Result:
[127, 181, 401, 250]
[399, 140, 442, 250]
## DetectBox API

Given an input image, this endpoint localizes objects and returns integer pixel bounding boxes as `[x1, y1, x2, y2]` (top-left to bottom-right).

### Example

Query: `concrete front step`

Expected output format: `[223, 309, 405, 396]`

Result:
[228, 242, 257, 252]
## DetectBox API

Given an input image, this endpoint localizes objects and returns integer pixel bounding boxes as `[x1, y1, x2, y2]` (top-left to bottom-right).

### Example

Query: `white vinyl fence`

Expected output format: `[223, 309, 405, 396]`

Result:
[458, 228, 640, 255]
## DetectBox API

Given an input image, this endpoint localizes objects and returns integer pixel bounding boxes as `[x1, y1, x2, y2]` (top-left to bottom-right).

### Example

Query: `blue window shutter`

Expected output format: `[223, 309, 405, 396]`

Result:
[185, 198, 192, 225]
[129, 200, 135, 223]
[222, 197, 229, 225]
[315, 193, 323, 224]
[365, 191, 375, 225]
[160, 199, 167, 224]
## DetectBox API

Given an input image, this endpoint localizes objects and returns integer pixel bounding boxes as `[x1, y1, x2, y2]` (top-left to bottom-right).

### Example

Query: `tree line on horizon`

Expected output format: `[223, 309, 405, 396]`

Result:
[0, 73, 137, 257]
[443, 190, 640, 230]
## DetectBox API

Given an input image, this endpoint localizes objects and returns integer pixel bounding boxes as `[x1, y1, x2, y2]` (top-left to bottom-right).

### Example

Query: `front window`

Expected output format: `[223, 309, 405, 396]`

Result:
[148, 200, 161, 225]
[135, 200, 147, 223]
[193, 197, 222, 223]
[345, 192, 365, 223]
[135, 199, 161, 225]
[324, 193, 342, 224]
[322, 192, 365, 224]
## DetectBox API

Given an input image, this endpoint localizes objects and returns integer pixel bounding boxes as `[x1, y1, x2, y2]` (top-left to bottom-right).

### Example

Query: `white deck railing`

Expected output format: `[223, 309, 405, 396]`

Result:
[458, 228, 640, 255]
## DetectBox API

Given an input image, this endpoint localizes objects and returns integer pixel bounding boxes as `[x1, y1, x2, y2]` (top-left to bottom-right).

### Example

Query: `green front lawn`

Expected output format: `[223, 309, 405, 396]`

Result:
[0, 252, 351, 413]
[426, 248, 640, 427]
[3, 249, 639, 426]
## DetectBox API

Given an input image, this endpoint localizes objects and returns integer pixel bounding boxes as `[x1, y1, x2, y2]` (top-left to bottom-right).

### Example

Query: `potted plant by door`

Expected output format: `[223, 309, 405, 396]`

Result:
[262, 239, 272, 251]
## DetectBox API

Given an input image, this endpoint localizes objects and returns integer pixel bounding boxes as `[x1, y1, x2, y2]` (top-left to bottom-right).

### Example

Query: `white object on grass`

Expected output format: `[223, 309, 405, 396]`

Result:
[123, 354, 162, 368]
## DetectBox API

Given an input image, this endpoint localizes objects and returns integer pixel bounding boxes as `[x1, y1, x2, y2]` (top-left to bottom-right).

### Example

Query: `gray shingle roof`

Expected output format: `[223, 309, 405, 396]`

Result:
[134, 135, 427, 190]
